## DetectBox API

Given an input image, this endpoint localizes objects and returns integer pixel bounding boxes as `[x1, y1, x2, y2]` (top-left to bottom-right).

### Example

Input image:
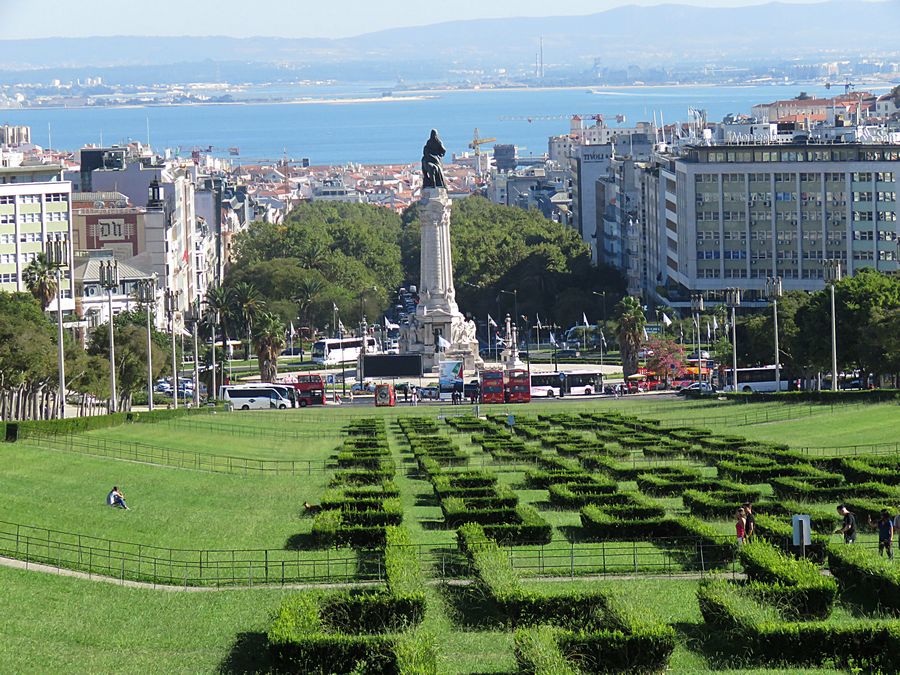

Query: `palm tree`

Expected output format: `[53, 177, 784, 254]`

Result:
[205, 285, 235, 361]
[230, 282, 266, 360]
[616, 296, 646, 378]
[23, 253, 58, 311]
[293, 276, 326, 331]
[253, 312, 286, 382]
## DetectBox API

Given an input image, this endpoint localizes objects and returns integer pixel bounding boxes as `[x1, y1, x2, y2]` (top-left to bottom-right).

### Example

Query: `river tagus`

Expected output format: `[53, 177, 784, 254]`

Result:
[1, 83, 860, 164]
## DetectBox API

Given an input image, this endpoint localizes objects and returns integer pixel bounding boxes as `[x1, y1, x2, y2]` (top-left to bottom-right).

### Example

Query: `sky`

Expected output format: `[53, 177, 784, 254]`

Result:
[0, 0, 824, 40]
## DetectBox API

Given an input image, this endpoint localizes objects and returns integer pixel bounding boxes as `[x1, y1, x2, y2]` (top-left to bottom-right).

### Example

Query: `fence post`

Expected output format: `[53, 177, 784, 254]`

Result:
[570, 541, 575, 578]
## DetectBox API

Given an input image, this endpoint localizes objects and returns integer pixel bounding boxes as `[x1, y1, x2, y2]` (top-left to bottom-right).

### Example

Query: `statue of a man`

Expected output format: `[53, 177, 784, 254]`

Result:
[422, 129, 447, 189]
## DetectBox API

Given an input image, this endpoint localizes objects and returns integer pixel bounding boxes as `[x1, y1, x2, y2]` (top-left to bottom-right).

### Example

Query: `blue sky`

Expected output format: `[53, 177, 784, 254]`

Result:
[0, 0, 822, 39]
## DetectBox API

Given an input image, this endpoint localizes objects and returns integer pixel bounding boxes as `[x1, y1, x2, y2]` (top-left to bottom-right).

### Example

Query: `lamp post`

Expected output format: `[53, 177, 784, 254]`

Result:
[165, 289, 179, 409]
[592, 291, 607, 322]
[45, 240, 69, 419]
[137, 275, 158, 411]
[690, 293, 704, 388]
[186, 299, 201, 407]
[499, 289, 518, 350]
[725, 288, 742, 392]
[765, 276, 783, 391]
[823, 260, 843, 392]
[98, 259, 120, 412]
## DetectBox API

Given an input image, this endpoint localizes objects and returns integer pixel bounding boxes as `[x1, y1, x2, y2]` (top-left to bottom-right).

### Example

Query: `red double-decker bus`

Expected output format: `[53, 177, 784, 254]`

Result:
[290, 374, 326, 407]
[505, 369, 532, 403]
[479, 370, 506, 404]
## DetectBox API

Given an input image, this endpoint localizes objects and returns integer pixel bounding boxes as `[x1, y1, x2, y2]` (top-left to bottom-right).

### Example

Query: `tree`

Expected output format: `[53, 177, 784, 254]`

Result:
[230, 281, 266, 360]
[23, 253, 58, 311]
[645, 336, 687, 387]
[253, 312, 286, 382]
[88, 322, 167, 410]
[615, 296, 646, 378]
[294, 274, 327, 330]
[205, 285, 235, 360]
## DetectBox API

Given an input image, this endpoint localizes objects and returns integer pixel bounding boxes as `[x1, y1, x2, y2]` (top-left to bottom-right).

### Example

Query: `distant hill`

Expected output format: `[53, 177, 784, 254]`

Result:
[1, 0, 897, 71]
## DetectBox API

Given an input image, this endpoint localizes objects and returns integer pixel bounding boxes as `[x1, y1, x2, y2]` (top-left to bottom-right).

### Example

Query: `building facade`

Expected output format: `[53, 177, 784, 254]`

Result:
[0, 165, 74, 311]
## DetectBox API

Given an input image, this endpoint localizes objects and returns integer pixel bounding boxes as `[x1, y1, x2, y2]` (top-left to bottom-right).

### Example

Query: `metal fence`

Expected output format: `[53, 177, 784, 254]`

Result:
[795, 442, 900, 458]
[19, 429, 332, 476]
[165, 417, 343, 441]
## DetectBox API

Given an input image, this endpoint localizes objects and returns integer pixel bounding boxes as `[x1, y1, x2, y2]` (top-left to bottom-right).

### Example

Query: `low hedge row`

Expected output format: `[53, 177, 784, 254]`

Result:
[714, 389, 900, 403]
[697, 579, 900, 672]
[547, 482, 629, 509]
[770, 477, 898, 501]
[460, 524, 676, 673]
[827, 544, 900, 613]
[10, 406, 208, 438]
[738, 541, 837, 618]
[681, 487, 765, 519]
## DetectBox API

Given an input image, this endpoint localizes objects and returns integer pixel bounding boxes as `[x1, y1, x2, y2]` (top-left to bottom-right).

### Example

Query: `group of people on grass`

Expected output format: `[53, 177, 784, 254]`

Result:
[736, 502, 895, 559]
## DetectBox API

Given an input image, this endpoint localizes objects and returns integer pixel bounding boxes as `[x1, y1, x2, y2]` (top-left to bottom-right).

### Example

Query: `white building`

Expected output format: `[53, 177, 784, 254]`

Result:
[0, 164, 74, 312]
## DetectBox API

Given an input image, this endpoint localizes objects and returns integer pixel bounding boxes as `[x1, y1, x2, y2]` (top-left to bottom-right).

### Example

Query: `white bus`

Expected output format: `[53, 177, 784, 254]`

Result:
[221, 385, 291, 410]
[722, 365, 789, 393]
[311, 337, 380, 365]
[530, 371, 604, 397]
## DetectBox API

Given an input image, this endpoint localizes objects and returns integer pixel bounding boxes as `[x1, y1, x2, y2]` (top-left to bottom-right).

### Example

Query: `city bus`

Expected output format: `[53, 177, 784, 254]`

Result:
[530, 371, 604, 397]
[480, 370, 506, 404]
[721, 365, 789, 393]
[505, 369, 531, 403]
[290, 374, 327, 407]
[311, 336, 380, 365]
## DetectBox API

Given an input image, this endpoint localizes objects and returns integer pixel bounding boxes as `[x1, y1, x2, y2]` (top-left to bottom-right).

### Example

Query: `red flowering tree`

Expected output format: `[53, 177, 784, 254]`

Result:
[644, 336, 687, 387]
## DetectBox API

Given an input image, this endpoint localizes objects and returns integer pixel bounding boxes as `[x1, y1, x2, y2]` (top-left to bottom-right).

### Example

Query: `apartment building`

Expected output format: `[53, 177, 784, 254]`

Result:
[643, 142, 900, 305]
[0, 164, 74, 311]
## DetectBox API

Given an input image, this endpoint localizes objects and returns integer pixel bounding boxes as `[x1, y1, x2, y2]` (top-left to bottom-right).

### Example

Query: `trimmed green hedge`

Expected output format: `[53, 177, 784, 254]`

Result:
[739, 541, 837, 618]
[712, 389, 900, 403]
[10, 406, 208, 438]
[697, 579, 900, 671]
[827, 544, 900, 613]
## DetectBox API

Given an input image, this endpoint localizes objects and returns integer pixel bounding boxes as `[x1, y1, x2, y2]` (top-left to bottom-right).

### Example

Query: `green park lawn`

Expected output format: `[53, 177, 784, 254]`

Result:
[1, 395, 897, 673]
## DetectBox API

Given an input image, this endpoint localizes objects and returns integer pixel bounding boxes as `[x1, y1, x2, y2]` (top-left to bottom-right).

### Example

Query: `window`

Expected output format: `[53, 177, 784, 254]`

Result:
[0, 214, 13, 224]
[878, 211, 897, 222]
[880, 250, 897, 261]
[18, 213, 40, 224]
[19, 194, 40, 205]
[852, 172, 873, 182]
[18, 232, 42, 243]
[0, 253, 15, 264]
[876, 172, 895, 182]
[853, 192, 874, 202]
[853, 211, 874, 221]
[878, 230, 897, 242]
[0, 196, 14, 205]
[854, 251, 875, 261]
[0, 273, 17, 283]
[877, 192, 896, 202]
[45, 193, 68, 202]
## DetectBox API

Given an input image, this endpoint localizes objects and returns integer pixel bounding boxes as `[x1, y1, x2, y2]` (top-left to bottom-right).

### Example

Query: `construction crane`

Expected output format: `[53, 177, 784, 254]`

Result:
[825, 80, 855, 95]
[469, 128, 496, 180]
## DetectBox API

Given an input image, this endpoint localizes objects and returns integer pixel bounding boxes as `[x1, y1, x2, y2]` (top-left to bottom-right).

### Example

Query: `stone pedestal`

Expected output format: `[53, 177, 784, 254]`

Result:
[401, 188, 483, 372]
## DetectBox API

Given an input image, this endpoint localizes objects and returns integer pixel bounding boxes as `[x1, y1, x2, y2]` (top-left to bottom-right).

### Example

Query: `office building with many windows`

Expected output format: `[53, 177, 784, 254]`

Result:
[643, 142, 899, 306]
[0, 165, 74, 311]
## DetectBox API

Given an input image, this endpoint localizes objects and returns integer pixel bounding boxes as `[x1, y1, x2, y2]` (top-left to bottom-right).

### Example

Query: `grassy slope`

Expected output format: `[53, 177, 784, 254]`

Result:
[1, 444, 326, 550]
[0, 564, 285, 674]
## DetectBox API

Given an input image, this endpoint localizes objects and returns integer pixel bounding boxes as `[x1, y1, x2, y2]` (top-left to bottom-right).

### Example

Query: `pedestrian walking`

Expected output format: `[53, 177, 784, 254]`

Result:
[835, 504, 857, 544]
[876, 509, 894, 559]
[742, 502, 756, 541]
[735, 507, 746, 545]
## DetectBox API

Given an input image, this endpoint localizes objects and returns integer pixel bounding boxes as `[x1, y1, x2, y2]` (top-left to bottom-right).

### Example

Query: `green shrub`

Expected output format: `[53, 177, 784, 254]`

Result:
[738, 541, 837, 618]
[514, 626, 578, 675]
[827, 544, 900, 612]
[770, 477, 897, 502]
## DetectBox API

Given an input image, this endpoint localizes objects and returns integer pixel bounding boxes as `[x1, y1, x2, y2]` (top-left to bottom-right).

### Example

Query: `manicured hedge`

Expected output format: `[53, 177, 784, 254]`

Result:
[770, 477, 898, 502]
[827, 544, 900, 613]
[697, 579, 900, 671]
[739, 541, 837, 618]
[11, 406, 208, 438]
[682, 488, 764, 519]
[713, 389, 900, 403]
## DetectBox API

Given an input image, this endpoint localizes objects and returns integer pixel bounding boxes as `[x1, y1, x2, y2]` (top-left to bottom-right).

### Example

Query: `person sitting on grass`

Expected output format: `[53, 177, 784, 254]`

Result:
[107, 486, 129, 510]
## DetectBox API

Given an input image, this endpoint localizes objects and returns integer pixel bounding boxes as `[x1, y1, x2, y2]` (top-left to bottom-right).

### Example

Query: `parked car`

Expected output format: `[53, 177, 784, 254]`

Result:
[556, 349, 581, 359]
[677, 382, 717, 395]
[418, 385, 440, 400]
[279, 347, 304, 357]
[351, 381, 377, 393]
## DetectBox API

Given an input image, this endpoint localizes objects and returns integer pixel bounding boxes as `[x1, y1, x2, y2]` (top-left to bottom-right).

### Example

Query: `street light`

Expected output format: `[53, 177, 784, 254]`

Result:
[136, 274, 158, 411]
[765, 276, 783, 391]
[185, 298, 202, 407]
[690, 293, 705, 387]
[98, 259, 120, 413]
[823, 260, 843, 392]
[592, 291, 607, 322]
[165, 289, 179, 409]
[725, 288, 742, 392]
[499, 289, 519, 343]
[45, 240, 69, 419]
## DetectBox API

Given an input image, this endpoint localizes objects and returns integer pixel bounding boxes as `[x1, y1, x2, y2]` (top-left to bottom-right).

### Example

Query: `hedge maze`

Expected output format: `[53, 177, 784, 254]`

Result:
[8, 402, 900, 672]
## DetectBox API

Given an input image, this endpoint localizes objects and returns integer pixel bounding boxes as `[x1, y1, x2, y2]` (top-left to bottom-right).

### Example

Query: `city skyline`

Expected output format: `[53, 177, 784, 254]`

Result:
[1, 0, 838, 40]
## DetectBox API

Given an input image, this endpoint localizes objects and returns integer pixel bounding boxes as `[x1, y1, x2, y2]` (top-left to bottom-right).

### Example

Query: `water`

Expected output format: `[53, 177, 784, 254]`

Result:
[0, 83, 854, 165]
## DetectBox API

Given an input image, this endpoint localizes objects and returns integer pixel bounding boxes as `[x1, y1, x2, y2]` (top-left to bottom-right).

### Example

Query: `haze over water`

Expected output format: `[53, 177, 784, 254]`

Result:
[1, 84, 849, 164]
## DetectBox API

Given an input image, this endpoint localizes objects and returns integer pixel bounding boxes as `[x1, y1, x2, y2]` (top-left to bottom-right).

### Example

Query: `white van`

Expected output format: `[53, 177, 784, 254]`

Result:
[222, 386, 287, 410]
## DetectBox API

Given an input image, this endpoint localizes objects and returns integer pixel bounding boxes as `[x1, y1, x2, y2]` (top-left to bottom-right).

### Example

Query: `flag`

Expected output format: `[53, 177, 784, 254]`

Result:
[600, 330, 607, 348]
[437, 335, 451, 350]
[338, 320, 346, 334]
[488, 314, 498, 328]
[289, 321, 294, 337]
[582, 312, 589, 327]
[384, 316, 399, 330]
[535, 314, 543, 330]
[713, 315, 719, 331]
[706, 321, 711, 341]
[549, 332, 558, 346]
[495, 332, 505, 346]
[662, 313, 673, 327]
[643, 327, 649, 341]
[332, 302, 338, 312]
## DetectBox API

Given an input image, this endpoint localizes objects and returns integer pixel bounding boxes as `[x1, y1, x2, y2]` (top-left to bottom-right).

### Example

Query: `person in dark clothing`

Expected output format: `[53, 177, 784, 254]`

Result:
[742, 502, 756, 540]
[835, 504, 857, 544]
[876, 509, 894, 559]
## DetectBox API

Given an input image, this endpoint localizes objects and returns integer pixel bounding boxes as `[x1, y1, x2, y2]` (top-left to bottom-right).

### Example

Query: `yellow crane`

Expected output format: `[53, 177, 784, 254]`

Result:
[469, 128, 496, 180]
